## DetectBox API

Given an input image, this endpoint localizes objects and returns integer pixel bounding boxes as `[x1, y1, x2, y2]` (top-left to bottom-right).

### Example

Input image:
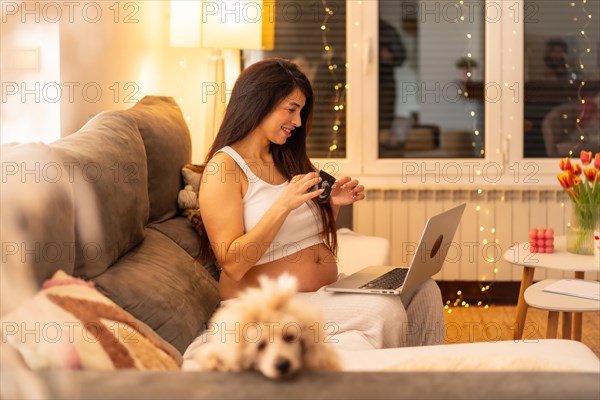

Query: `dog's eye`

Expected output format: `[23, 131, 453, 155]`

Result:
[283, 334, 296, 343]
[257, 340, 267, 352]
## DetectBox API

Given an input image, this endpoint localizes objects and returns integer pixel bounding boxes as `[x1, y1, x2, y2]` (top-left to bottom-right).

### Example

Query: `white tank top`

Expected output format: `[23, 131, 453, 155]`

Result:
[216, 146, 324, 265]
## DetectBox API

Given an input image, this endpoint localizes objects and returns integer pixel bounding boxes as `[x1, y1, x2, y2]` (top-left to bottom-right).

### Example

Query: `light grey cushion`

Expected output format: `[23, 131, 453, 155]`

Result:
[1, 143, 77, 285]
[125, 96, 192, 224]
[148, 217, 221, 282]
[93, 228, 220, 354]
[52, 110, 149, 279]
[148, 217, 200, 259]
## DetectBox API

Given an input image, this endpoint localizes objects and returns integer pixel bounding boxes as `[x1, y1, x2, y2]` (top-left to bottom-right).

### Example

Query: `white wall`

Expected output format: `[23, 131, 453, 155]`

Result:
[1, 0, 240, 163]
[1, 2, 61, 143]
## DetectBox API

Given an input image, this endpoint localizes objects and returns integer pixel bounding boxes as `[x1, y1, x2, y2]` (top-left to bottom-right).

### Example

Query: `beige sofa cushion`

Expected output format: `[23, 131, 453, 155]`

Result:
[336, 228, 391, 275]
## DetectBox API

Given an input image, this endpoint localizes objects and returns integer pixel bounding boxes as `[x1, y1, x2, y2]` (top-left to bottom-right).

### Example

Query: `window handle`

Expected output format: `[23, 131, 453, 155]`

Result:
[502, 138, 510, 171]
[364, 36, 373, 73]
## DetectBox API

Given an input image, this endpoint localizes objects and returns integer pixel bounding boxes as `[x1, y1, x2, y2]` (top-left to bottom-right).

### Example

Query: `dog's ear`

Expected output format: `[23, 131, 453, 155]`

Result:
[254, 273, 297, 310]
[301, 337, 341, 371]
[293, 302, 341, 371]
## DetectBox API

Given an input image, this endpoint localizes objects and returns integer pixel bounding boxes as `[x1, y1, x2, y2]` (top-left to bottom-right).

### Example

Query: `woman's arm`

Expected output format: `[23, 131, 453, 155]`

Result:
[199, 153, 324, 281]
[329, 176, 366, 220]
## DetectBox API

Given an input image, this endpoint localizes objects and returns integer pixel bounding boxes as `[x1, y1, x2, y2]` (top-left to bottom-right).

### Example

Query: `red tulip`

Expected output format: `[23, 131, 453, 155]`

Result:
[570, 189, 580, 200]
[557, 171, 573, 189]
[572, 173, 581, 186]
[572, 163, 582, 176]
[583, 167, 597, 183]
[580, 150, 592, 165]
[559, 157, 572, 171]
[594, 153, 600, 170]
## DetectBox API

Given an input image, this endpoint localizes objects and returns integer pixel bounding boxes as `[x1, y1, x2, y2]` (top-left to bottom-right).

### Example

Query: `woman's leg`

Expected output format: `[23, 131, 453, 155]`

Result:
[295, 289, 409, 350]
[295, 278, 444, 350]
[400, 278, 445, 346]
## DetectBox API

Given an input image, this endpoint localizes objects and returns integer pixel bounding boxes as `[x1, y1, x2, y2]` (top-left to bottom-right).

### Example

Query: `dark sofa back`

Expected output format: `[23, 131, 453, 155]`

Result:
[2, 111, 149, 282]
[1, 96, 193, 284]
[2, 142, 79, 283]
[53, 110, 150, 279]
[2, 96, 219, 353]
[125, 96, 192, 224]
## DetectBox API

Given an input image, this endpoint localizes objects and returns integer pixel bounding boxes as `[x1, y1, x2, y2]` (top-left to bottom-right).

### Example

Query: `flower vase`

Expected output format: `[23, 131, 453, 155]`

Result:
[566, 204, 599, 255]
[595, 224, 600, 264]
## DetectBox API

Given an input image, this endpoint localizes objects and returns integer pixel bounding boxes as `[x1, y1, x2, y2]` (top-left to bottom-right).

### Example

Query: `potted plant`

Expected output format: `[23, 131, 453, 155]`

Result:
[455, 57, 478, 81]
[557, 151, 600, 255]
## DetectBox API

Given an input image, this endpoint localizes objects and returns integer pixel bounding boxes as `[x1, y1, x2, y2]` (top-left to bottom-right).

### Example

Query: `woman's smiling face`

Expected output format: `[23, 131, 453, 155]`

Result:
[255, 87, 306, 145]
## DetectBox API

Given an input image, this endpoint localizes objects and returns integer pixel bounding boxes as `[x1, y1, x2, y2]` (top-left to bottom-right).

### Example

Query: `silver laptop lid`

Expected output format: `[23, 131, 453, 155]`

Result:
[400, 203, 466, 294]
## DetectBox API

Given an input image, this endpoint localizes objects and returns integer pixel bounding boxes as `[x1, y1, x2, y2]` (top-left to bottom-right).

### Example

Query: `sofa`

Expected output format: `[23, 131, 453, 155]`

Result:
[1, 96, 599, 399]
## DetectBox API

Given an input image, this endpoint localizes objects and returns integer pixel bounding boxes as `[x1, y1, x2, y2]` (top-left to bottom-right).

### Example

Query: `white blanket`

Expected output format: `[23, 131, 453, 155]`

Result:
[294, 286, 409, 351]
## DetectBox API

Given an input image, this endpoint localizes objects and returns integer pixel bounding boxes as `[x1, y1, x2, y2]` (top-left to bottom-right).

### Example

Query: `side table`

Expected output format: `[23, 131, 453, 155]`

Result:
[524, 279, 600, 339]
[503, 236, 599, 340]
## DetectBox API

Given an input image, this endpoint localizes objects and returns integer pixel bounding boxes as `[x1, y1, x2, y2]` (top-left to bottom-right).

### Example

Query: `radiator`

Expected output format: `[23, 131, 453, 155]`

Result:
[352, 187, 599, 282]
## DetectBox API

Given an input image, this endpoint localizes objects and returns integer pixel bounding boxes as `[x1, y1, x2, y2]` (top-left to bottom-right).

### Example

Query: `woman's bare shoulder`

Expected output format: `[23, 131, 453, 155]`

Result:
[203, 152, 242, 182]
[206, 151, 237, 167]
[201, 153, 248, 202]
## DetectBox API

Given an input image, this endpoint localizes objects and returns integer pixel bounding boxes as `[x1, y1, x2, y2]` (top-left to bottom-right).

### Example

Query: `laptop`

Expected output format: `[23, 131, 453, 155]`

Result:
[325, 203, 466, 295]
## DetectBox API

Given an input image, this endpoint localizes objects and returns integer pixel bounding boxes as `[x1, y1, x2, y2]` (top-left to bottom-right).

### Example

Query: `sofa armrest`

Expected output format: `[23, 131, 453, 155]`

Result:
[337, 339, 600, 373]
[336, 228, 391, 276]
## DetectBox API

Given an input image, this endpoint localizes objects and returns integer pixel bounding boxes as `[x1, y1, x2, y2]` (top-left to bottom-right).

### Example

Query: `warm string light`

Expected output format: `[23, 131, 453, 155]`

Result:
[444, 286, 492, 314]
[445, 190, 495, 314]
[446, 2, 491, 312]
[476, 188, 496, 308]
[568, 0, 593, 156]
[456, 0, 483, 157]
[321, 0, 346, 155]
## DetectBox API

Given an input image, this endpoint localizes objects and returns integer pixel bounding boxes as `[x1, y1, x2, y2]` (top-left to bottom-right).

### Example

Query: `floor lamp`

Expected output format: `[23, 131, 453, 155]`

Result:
[170, 0, 275, 154]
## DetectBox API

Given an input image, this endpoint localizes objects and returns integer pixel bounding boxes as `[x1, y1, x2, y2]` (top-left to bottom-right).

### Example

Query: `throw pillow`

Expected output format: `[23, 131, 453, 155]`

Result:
[0, 270, 181, 370]
[177, 163, 204, 211]
[177, 163, 205, 235]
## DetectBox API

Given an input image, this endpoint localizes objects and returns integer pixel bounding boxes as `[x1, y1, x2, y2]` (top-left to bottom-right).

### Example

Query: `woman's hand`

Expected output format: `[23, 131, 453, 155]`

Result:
[275, 172, 324, 212]
[329, 176, 365, 207]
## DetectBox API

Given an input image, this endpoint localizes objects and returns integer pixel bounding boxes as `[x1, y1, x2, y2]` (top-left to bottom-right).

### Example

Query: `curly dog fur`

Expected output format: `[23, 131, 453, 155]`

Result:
[194, 274, 340, 379]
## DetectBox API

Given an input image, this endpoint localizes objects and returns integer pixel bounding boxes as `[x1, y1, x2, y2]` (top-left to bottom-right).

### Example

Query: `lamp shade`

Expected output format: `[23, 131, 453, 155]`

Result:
[170, 1, 202, 47]
[201, 0, 274, 50]
[170, 0, 274, 50]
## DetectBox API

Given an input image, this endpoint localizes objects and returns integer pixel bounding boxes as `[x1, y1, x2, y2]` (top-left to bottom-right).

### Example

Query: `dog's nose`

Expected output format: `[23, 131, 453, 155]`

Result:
[275, 358, 291, 374]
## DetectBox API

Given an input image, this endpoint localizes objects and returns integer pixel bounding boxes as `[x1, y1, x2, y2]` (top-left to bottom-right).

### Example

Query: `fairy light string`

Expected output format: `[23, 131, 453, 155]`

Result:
[446, 1, 493, 314]
[321, 0, 347, 156]
[456, 0, 483, 158]
[568, 0, 593, 156]
[444, 0, 497, 314]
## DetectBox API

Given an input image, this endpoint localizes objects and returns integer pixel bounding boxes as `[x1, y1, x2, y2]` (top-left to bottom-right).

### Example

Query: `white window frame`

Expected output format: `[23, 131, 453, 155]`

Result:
[311, 0, 562, 187]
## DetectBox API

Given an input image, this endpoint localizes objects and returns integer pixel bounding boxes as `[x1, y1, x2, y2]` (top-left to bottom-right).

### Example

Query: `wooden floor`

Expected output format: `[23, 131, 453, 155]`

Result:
[443, 305, 600, 358]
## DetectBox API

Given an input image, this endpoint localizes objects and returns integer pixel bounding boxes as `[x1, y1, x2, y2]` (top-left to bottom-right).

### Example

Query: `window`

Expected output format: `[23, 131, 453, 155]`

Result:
[377, 1, 486, 159]
[244, 0, 347, 159]
[246, 0, 599, 183]
[523, 0, 600, 158]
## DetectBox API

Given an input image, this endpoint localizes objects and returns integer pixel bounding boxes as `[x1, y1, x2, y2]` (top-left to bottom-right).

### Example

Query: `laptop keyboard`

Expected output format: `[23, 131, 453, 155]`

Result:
[359, 268, 409, 290]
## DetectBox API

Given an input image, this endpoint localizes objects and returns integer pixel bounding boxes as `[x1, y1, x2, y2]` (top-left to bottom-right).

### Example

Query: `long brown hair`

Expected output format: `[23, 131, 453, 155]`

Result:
[198, 58, 337, 264]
